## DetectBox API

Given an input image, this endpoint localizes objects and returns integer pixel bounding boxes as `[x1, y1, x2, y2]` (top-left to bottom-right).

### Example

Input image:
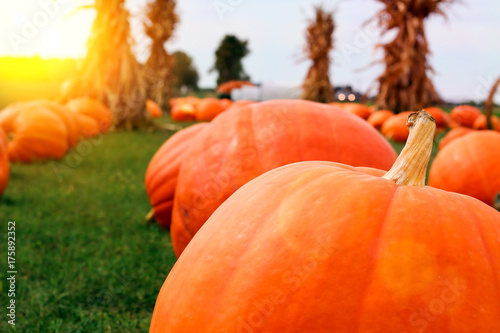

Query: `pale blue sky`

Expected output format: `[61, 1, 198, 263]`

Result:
[1, 0, 499, 102]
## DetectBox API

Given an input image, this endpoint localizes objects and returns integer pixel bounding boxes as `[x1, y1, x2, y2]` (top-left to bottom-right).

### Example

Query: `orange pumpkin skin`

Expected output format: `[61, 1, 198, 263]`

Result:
[425, 107, 449, 128]
[31, 100, 81, 148]
[145, 123, 209, 228]
[171, 100, 398, 256]
[340, 103, 372, 119]
[146, 99, 163, 118]
[171, 104, 196, 122]
[381, 111, 414, 142]
[367, 110, 394, 129]
[450, 105, 481, 128]
[74, 113, 100, 138]
[66, 97, 113, 132]
[438, 127, 474, 150]
[151, 162, 500, 332]
[473, 114, 500, 131]
[195, 98, 225, 121]
[219, 98, 232, 110]
[429, 131, 500, 206]
[7, 105, 68, 162]
[0, 127, 9, 196]
[228, 100, 256, 109]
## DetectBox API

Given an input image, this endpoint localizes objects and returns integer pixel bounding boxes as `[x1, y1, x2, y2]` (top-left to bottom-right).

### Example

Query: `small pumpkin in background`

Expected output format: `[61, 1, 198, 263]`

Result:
[171, 100, 397, 257]
[195, 98, 225, 121]
[438, 127, 474, 150]
[171, 104, 196, 122]
[145, 123, 209, 228]
[449, 105, 481, 128]
[0, 127, 9, 196]
[424, 106, 449, 128]
[146, 99, 163, 118]
[6, 104, 68, 163]
[381, 111, 413, 142]
[74, 113, 100, 138]
[339, 102, 372, 119]
[429, 131, 500, 207]
[473, 114, 500, 131]
[218, 98, 232, 110]
[31, 100, 81, 148]
[66, 97, 113, 132]
[150, 111, 500, 332]
[367, 110, 394, 130]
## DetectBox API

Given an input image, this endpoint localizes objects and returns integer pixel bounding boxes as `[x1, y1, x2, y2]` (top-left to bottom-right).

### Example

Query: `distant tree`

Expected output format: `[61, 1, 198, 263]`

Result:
[172, 51, 199, 91]
[210, 35, 250, 86]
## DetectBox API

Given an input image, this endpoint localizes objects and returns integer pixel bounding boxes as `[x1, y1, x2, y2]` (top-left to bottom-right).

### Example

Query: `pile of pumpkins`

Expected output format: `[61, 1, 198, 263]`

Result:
[147, 100, 500, 331]
[0, 97, 113, 197]
[169, 97, 255, 122]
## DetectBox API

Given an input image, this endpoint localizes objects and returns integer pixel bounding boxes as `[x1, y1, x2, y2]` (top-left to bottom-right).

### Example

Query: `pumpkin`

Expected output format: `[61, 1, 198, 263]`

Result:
[30, 100, 81, 148]
[195, 98, 225, 121]
[171, 104, 196, 122]
[367, 110, 394, 129]
[170, 100, 398, 256]
[145, 123, 209, 228]
[438, 127, 474, 150]
[228, 100, 256, 109]
[424, 106, 449, 128]
[219, 98, 232, 110]
[381, 111, 414, 142]
[449, 105, 481, 128]
[473, 114, 500, 131]
[66, 97, 113, 132]
[0, 127, 9, 196]
[339, 102, 372, 119]
[146, 99, 163, 118]
[6, 104, 68, 162]
[429, 131, 500, 206]
[151, 110, 500, 332]
[74, 113, 100, 138]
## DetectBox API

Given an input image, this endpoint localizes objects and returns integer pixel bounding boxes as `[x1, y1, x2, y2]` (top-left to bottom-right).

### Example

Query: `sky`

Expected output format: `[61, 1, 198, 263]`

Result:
[0, 0, 499, 103]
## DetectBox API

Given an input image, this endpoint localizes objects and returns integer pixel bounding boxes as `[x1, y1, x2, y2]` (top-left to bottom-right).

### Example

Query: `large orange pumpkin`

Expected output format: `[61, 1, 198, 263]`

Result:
[381, 111, 414, 142]
[5, 104, 68, 162]
[145, 123, 209, 228]
[429, 131, 500, 206]
[66, 97, 113, 132]
[150, 111, 500, 332]
[367, 110, 394, 129]
[195, 98, 225, 121]
[170, 100, 398, 256]
[449, 105, 481, 128]
[0, 127, 9, 196]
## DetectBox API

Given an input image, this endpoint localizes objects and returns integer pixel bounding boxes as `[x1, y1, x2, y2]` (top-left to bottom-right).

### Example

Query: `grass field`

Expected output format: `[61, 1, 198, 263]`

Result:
[0, 128, 180, 332]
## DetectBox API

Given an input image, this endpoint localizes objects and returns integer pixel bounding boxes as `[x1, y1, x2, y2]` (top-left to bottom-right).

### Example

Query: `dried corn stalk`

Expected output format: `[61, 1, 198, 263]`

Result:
[302, 7, 335, 103]
[374, 0, 455, 112]
[485, 76, 500, 130]
[63, 0, 147, 130]
[143, 0, 178, 110]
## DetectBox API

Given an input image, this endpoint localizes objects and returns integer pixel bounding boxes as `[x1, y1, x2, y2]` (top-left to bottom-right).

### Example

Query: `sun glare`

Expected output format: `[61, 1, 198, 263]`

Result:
[40, 30, 63, 57]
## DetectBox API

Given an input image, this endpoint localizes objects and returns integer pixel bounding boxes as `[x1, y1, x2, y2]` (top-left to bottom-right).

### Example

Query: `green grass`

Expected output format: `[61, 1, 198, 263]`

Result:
[0, 129, 178, 332]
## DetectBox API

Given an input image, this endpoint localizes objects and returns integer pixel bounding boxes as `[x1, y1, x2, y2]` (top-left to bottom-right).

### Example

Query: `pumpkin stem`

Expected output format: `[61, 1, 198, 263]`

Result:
[383, 110, 436, 187]
[145, 208, 156, 224]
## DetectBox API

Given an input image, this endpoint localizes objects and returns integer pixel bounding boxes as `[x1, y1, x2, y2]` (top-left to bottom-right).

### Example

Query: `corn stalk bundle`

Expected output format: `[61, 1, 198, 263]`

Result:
[143, 0, 178, 111]
[62, 0, 146, 130]
[302, 7, 335, 104]
[374, 0, 454, 112]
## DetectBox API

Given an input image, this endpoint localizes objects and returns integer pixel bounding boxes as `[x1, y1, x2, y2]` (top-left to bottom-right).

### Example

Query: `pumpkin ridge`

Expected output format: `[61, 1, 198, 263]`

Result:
[355, 185, 399, 329]
[465, 197, 500, 305]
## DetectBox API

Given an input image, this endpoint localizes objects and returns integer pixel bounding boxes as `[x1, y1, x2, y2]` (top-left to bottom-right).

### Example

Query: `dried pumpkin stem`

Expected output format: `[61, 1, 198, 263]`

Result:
[485, 76, 500, 130]
[383, 110, 436, 187]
